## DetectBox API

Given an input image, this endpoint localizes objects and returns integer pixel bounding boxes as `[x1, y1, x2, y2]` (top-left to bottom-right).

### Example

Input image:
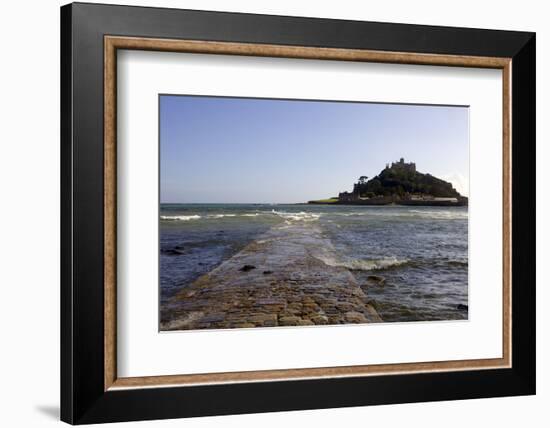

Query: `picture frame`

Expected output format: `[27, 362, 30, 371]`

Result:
[60, 2, 535, 424]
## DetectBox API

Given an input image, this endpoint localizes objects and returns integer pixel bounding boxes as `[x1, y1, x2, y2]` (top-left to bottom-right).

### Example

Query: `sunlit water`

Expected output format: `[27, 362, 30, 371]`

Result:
[160, 204, 468, 322]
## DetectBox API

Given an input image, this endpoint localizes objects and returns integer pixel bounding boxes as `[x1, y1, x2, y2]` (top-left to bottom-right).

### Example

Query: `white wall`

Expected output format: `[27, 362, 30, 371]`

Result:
[0, 1, 546, 427]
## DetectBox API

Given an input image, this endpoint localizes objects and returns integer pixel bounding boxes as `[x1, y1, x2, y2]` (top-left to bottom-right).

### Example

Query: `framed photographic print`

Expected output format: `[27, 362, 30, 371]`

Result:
[60, 2, 536, 424]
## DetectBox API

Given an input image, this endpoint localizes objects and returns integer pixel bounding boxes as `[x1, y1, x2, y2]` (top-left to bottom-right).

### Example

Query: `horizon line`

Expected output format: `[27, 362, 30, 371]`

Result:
[160, 202, 305, 205]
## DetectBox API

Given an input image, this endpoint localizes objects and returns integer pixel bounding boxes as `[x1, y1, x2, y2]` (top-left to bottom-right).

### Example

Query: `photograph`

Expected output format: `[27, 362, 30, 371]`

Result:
[159, 95, 469, 331]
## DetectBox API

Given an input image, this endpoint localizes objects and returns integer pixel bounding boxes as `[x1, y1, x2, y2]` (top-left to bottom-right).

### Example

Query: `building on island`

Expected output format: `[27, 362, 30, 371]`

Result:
[338, 191, 356, 202]
[387, 157, 416, 172]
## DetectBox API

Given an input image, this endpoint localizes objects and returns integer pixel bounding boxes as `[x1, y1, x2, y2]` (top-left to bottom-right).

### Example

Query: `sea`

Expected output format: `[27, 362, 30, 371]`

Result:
[160, 203, 468, 323]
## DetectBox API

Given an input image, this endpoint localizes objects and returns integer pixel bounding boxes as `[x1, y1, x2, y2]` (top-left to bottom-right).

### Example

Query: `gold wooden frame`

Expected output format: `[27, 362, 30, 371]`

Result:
[104, 36, 512, 391]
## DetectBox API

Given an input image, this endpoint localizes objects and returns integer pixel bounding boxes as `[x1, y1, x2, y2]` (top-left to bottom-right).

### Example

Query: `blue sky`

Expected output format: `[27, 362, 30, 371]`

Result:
[160, 95, 469, 203]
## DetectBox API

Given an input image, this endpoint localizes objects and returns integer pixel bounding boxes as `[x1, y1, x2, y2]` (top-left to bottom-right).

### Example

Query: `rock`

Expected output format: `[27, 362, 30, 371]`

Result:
[263, 270, 273, 275]
[345, 311, 368, 323]
[366, 299, 379, 310]
[234, 323, 255, 328]
[303, 302, 320, 311]
[263, 319, 278, 327]
[366, 275, 386, 286]
[365, 305, 383, 322]
[310, 314, 329, 325]
[321, 305, 339, 315]
[335, 302, 355, 312]
[457, 304, 468, 311]
[240, 265, 256, 272]
[200, 313, 225, 323]
[328, 315, 344, 324]
[279, 315, 302, 326]
[255, 297, 286, 306]
[285, 302, 303, 315]
[160, 311, 204, 330]
[297, 319, 315, 326]
[249, 313, 277, 325]
[278, 310, 296, 318]
[161, 248, 184, 256]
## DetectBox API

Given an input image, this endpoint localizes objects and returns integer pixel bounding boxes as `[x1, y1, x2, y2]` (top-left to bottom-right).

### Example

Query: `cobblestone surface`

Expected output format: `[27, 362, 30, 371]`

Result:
[161, 222, 382, 331]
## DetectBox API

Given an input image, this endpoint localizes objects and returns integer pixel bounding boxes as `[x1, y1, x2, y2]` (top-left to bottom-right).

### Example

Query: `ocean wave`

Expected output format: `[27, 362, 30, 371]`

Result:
[271, 209, 320, 222]
[314, 254, 409, 271]
[160, 215, 201, 221]
[161, 213, 261, 221]
[207, 214, 237, 219]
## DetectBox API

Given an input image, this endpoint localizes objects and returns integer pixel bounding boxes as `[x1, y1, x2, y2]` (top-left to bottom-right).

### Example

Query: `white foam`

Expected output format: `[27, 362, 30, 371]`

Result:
[271, 209, 320, 222]
[160, 215, 201, 221]
[314, 254, 409, 271]
[207, 214, 237, 219]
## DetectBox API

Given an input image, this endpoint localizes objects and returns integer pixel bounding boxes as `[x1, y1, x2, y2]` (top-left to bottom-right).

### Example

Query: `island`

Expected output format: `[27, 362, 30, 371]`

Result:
[308, 158, 468, 206]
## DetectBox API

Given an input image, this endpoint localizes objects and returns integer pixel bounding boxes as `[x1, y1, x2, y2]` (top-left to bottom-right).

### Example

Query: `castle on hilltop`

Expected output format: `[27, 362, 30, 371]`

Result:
[386, 158, 416, 173]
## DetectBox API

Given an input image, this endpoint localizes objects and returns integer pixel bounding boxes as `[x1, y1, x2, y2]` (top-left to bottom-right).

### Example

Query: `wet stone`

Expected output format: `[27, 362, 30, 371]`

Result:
[249, 313, 277, 325]
[234, 323, 255, 328]
[311, 315, 329, 325]
[345, 311, 368, 323]
[200, 313, 225, 323]
[256, 298, 286, 306]
[279, 316, 303, 326]
[366, 275, 386, 287]
[160, 221, 381, 331]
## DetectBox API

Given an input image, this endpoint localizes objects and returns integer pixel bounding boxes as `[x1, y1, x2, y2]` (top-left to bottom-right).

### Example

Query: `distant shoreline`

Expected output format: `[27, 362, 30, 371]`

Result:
[160, 202, 468, 207]
[307, 200, 468, 207]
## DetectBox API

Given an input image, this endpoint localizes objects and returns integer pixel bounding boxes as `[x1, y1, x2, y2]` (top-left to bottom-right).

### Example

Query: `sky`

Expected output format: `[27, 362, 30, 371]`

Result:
[160, 95, 469, 203]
